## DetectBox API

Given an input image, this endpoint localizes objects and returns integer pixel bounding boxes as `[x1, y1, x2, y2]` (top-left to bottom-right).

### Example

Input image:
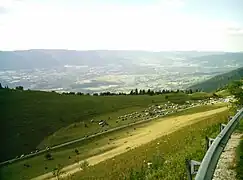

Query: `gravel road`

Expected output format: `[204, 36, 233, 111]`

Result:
[213, 133, 242, 180]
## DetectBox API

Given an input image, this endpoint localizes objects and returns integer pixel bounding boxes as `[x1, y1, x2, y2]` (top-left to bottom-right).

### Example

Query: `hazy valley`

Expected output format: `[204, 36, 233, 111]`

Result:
[1, 50, 243, 93]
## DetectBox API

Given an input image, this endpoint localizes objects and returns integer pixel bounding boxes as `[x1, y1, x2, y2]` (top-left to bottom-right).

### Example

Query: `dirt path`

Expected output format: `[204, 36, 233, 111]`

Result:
[32, 107, 227, 180]
[213, 133, 242, 180]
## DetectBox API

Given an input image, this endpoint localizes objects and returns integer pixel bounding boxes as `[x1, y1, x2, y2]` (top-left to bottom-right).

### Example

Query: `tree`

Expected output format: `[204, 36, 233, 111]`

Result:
[130, 90, 134, 95]
[157, 90, 162, 95]
[228, 80, 243, 105]
[77, 92, 84, 95]
[147, 89, 151, 95]
[74, 149, 79, 155]
[135, 88, 138, 95]
[0, 83, 2, 89]
[142, 89, 146, 95]
[45, 153, 53, 160]
[149, 90, 154, 96]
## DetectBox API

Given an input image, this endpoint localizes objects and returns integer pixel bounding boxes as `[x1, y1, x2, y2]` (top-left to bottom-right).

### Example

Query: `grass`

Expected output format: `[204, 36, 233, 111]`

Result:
[0, 104, 224, 180]
[1, 88, 204, 162]
[40, 103, 225, 149]
[189, 92, 213, 100]
[37, 107, 143, 149]
[215, 89, 231, 97]
[65, 108, 229, 180]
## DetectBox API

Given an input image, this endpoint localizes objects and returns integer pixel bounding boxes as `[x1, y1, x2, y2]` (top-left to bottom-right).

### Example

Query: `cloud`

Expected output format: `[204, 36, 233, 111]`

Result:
[160, 0, 185, 8]
[0, 6, 8, 14]
[227, 27, 243, 36]
[0, 0, 242, 51]
[0, 0, 24, 8]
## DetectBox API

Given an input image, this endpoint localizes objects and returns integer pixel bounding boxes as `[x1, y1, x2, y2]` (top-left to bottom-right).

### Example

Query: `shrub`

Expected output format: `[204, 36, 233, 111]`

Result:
[45, 153, 53, 160]
[75, 149, 79, 155]
[80, 160, 89, 170]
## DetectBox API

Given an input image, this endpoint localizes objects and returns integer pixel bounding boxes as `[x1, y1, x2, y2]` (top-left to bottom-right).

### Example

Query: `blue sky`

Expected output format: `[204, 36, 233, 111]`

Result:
[0, 0, 243, 51]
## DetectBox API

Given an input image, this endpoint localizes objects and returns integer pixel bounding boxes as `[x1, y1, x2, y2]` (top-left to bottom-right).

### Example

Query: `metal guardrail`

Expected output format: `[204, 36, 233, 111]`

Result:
[193, 108, 243, 180]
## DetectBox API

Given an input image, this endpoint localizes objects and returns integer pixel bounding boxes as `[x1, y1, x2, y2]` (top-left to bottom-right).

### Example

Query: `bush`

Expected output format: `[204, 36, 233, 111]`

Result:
[80, 160, 89, 170]
[75, 149, 79, 155]
[45, 153, 53, 160]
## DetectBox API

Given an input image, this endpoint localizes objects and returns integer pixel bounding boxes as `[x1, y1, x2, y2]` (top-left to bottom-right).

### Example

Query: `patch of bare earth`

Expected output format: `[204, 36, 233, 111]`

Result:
[32, 107, 227, 180]
[213, 133, 242, 180]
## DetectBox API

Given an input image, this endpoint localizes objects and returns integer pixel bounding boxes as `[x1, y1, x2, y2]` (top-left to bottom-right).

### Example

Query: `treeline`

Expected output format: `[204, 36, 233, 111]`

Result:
[0, 83, 202, 96]
[63, 88, 201, 96]
[128, 88, 200, 96]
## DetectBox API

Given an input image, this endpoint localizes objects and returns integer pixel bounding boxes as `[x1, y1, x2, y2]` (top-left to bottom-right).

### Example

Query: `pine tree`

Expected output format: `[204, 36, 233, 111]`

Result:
[130, 90, 134, 95]
[135, 88, 138, 95]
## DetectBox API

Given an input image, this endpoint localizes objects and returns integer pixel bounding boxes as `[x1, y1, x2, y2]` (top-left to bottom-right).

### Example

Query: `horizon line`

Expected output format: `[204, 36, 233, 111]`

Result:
[1, 49, 243, 53]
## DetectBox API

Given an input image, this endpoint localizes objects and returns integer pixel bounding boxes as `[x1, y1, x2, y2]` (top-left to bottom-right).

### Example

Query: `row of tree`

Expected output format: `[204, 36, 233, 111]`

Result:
[61, 88, 200, 96]
[0, 83, 24, 90]
[0, 83, 201, 96]
[129, 88, 200, 95]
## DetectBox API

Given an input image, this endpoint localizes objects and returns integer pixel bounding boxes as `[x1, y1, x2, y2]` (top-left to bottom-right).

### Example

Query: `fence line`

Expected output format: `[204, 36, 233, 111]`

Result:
[186, 108, 243, 180]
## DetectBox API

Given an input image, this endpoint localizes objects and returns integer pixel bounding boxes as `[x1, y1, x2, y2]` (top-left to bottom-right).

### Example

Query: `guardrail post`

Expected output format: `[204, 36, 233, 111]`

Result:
[220, 123, 227, 132]
[185, 159, 201, 180]
[185, 159, 192, 180]
[228, 116, 233, 122]
[205, 136, 215, 151]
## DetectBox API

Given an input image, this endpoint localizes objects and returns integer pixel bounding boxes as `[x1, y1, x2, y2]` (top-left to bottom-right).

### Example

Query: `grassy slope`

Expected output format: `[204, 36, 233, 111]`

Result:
[189, 92, 213, 99]
[0, 104, 224, 180]
[215, 89, 231, 97]
[39, 102, 225, 149]
[0, 89, 206, 162]
[188, 67, 243, 92]
[68, 108, 229, 180]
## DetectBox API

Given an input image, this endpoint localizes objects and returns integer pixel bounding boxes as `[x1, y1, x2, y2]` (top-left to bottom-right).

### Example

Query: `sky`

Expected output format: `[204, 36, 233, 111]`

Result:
[0, 0, 243, 51]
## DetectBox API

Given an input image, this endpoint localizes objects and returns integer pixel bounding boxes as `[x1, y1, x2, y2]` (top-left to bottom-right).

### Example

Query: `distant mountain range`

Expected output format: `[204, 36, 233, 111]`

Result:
[0, 49, 242, 70]
[188, 67, 243, 92]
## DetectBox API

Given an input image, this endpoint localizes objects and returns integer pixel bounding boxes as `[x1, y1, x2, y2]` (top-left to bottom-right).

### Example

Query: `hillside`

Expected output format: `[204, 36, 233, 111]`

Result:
[0, 88, 208, 162]
[188, 67, 243, 92]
